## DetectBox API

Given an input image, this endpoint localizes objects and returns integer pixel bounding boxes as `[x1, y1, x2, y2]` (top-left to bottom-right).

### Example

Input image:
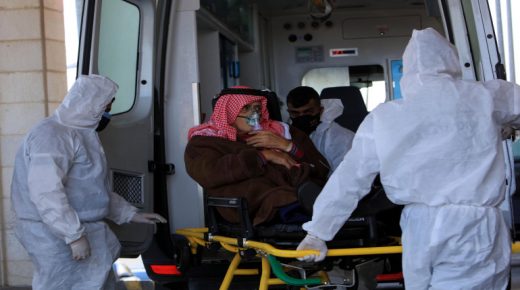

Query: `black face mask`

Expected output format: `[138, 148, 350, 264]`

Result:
[96, 112, 111, 132]
[291, 113, 321, 135]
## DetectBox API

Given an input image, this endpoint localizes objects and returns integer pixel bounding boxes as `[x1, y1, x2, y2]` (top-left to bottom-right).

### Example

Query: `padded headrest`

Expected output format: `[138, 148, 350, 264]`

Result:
[320, 86, 368, 132]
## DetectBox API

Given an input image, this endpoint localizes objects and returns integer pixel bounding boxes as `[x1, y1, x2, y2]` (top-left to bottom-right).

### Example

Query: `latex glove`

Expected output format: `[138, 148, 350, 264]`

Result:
[70, 236, 91, 261]
[130, 212, 167, 224]
[296, 234, 327, 262]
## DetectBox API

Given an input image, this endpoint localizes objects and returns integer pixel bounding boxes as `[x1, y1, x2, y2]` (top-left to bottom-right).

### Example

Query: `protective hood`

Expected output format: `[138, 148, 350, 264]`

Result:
[320, 99, 343, 124]
[400, 28, 462, 99]
[55, 74, 118, 129]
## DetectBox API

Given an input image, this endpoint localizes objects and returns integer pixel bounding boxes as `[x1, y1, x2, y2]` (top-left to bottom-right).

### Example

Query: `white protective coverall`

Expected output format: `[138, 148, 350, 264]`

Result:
[301, 28, 520, 289]
[310, 98, 355, 171]
[11, 75, 138, 290]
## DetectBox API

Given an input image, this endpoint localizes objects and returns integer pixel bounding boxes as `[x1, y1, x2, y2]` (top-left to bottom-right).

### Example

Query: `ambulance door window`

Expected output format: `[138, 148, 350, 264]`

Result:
[350, 65, 386, 111]
[302, 65, 386, 111]
[98, 0, 140, 115]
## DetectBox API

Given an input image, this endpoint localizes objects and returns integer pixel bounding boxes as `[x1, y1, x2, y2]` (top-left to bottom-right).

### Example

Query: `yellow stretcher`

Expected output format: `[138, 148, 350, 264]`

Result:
[176, 228, 520, 290]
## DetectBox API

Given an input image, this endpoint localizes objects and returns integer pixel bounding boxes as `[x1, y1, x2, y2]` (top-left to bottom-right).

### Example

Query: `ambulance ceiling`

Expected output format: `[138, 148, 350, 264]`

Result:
[252, 0, 426, 16]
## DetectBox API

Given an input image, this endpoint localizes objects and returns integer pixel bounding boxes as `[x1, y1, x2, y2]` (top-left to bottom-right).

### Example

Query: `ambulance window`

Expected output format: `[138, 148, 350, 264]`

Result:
[302, 65, 386, 111]
[302, 67, 350, 96]
[97, 0, 140, 115]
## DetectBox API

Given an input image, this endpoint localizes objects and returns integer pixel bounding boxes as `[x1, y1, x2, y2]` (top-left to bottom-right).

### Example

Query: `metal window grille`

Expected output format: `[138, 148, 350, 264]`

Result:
[112, 171, 144, 205]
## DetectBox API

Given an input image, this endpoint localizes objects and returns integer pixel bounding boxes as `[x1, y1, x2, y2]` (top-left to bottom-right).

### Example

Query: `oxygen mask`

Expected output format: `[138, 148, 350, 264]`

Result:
[238, 111, 262, 131]
[247, 111, 262, 131]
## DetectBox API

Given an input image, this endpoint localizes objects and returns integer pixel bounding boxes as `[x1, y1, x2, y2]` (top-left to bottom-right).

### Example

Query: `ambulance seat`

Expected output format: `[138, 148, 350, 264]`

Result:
[320, 86, 368, 132]
[320, 85, 402, 235]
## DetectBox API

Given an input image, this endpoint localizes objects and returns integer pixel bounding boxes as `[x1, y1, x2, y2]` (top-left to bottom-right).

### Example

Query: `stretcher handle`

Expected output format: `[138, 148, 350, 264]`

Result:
[267, 255, 322, 286]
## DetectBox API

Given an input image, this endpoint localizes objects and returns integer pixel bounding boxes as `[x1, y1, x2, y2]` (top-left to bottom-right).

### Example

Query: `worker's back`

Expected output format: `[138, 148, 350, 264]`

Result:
[371, 27, 520, 208]
[373, 78, 504, 207]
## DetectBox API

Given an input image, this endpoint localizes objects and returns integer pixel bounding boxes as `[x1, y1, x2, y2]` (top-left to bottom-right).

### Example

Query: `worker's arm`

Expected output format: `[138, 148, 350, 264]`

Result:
[489, 80, 520, 127]
[27, 135, 84, 244]
[302, 114, 381, 241]
[106, 192, 138, 224]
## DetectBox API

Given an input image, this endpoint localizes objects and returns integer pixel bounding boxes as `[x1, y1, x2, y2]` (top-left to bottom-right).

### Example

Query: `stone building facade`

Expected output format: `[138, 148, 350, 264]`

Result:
[0, 0, 67, 286]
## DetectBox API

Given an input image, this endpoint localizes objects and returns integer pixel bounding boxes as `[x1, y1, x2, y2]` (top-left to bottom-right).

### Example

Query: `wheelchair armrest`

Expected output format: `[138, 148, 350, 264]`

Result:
[206, 196, 255, 240]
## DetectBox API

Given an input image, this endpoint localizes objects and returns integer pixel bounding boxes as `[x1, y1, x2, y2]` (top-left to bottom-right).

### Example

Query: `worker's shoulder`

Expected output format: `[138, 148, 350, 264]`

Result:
[31, 117, 68, 133]
[26, 117, 77, 145]
[370, 99, 404, 115]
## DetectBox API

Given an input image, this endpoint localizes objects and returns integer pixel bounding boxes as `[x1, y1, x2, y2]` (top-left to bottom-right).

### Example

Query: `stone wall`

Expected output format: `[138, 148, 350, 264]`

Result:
[0, 0, 67, 286]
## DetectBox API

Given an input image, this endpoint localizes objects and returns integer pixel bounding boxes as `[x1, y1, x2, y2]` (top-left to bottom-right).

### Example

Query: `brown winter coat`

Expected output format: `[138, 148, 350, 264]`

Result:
[184, 127, 329, 225]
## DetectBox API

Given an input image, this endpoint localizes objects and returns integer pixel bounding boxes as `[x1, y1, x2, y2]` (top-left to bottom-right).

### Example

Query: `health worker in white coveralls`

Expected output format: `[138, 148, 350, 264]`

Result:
[297, 28, 520, 289]
[11, 74, 167, 290]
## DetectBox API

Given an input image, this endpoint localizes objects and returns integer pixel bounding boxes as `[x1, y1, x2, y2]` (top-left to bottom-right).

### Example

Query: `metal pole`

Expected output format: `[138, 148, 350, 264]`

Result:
[494, 0, 505, 58]
[506, 0, 516, 82]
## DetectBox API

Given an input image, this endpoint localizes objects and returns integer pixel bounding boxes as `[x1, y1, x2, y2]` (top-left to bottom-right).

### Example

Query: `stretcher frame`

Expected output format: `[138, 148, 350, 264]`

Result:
[176, 228, 520, 290]
[177, 227, 404, 289]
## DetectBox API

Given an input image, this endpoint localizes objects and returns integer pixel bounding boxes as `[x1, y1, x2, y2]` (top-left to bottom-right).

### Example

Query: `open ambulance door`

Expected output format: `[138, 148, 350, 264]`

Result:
[441, 0, 516, 237]
[77, 0, 162, 256]
[441, 0, 504, 81]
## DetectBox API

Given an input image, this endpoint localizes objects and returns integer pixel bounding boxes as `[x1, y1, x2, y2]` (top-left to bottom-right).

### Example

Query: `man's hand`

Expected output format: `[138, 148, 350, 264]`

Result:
[131, 213, 167, 224]
[247, 131, 292, 151]
[70, 235, 91, 261]
[260, 149, 297, 169]
[296, 234, 328, 262]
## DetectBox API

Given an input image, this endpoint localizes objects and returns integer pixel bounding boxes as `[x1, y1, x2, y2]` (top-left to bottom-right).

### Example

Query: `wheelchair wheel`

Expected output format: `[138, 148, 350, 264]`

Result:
[172, 236, 193, 272]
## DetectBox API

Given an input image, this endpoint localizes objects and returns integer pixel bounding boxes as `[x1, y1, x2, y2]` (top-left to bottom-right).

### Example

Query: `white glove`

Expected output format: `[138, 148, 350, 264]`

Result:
[296, 234, 328, 262]
[70, 235, 91, 261]
[130, 212, 167, 224]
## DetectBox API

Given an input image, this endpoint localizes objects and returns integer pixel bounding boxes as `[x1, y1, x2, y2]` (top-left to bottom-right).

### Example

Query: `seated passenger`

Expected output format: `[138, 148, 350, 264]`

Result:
[184, 87, 329, 225]
[288, 86, 400, 226]
[287, 86, 355, 171]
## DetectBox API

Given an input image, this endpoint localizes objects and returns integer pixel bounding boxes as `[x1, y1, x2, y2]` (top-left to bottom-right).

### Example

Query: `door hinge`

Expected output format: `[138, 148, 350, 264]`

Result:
[148, 161, 175, 175]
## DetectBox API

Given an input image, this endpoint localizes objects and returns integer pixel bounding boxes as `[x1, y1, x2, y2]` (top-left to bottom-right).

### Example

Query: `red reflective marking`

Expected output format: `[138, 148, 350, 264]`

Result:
[150, 265, 182, 275]
[376, 272, 404, 282]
